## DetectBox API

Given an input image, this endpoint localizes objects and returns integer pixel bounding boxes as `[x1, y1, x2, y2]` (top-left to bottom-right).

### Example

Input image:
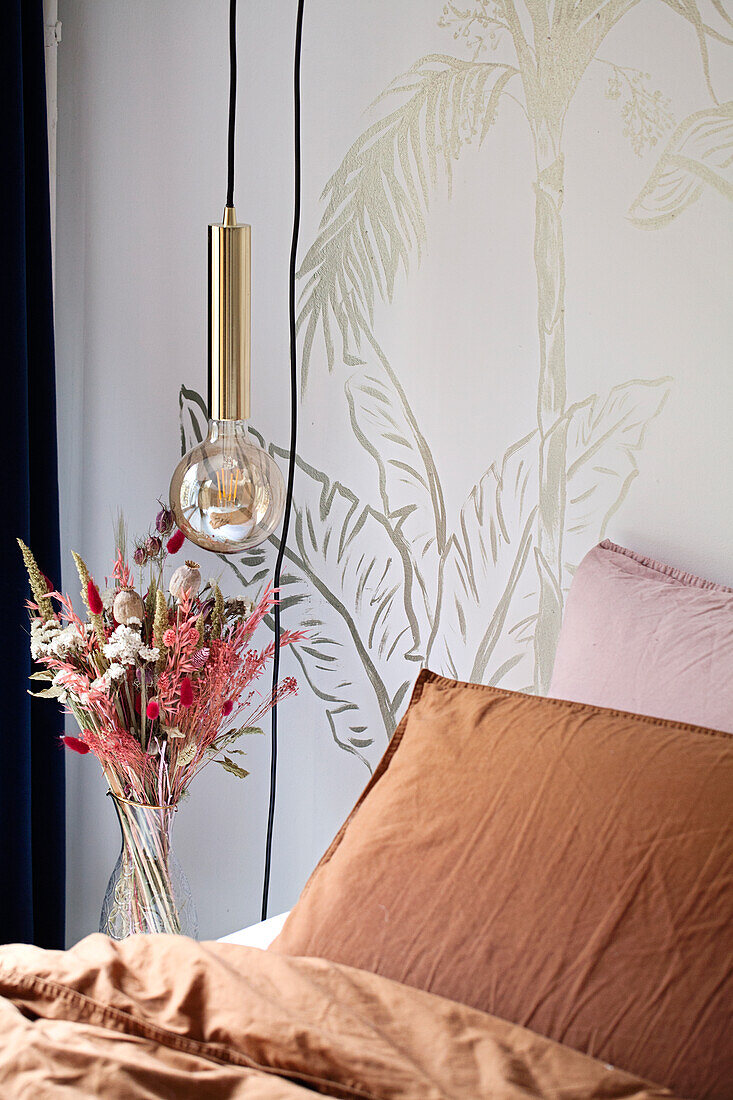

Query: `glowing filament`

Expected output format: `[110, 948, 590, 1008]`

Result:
[216, 466, 240, 506]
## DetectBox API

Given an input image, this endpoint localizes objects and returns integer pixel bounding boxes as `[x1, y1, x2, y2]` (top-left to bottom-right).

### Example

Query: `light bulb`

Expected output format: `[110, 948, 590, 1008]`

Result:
[170, 419, 285, 553]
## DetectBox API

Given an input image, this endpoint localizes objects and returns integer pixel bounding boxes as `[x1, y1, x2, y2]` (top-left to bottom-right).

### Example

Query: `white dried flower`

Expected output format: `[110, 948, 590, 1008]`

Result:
[103, 624, 144, 666]
[90, 662, 126, 693]
[100, 588, 116, 612]
[30, 618, 63, 659]
[48, 623, 85, 659]
[138, 644, 160, 662]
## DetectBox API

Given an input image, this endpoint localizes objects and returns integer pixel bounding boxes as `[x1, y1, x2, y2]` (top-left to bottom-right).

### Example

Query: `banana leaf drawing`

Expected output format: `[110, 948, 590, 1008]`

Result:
[180, 387, 417, 772]
[181, 1, 731, 770]
[424, 378, 671, 686]
[629, 101, 733, 227]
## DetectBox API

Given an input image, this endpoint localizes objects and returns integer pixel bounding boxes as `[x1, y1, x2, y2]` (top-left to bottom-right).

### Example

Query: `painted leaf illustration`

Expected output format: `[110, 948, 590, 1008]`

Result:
[345, 356, 445, 644]
[297, 54, 517, 384]
[178, 384, 208, 452]
[628, 102, 733, 228]
[560, 378, 671, 586]
[179, 387, 414, 770]
[254, 452, 416, 767]
[426, 430, 538, 686]
[427, 379, 671, 691]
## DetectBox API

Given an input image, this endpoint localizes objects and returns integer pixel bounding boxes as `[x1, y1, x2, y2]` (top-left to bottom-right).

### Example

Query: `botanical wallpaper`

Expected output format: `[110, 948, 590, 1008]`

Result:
[183, 1, 732, 772]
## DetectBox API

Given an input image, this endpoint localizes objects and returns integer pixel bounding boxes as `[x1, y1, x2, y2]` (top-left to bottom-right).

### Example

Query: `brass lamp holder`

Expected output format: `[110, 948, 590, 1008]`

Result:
[208, 205, 251, 421]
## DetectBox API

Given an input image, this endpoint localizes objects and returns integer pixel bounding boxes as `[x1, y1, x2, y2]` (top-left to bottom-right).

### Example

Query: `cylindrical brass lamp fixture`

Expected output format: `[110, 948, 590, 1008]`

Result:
[208, 205, 251, 421]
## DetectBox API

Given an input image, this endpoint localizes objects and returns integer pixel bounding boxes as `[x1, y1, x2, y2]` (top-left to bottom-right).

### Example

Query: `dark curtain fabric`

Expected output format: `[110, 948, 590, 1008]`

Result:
[0, 0, 65, 948]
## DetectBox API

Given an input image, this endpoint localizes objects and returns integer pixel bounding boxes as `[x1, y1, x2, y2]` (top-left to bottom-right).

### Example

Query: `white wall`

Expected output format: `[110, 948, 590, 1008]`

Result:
[56, 0, 733, 944]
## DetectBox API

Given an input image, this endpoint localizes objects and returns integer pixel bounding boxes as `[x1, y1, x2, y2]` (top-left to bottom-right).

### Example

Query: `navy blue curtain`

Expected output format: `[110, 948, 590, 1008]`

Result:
[0, 0, 65, 948]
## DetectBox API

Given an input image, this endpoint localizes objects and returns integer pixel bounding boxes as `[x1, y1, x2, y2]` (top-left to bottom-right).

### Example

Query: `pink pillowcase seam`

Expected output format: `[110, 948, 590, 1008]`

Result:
[599, 539, 733, 594]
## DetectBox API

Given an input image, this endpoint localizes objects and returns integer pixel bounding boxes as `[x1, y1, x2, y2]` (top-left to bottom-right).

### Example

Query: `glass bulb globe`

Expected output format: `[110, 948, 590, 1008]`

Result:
[169, 420, 285, 553]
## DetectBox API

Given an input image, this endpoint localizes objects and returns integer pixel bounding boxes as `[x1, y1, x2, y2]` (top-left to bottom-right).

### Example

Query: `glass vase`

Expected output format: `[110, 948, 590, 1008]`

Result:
[99, 794, 198, 939]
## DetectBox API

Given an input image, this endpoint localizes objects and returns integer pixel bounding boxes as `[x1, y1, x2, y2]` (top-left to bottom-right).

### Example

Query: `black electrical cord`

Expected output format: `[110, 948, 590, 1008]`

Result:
[261, 0, 304, 921]
[226, 0, 237, 208]
[224, 0, 302, 921]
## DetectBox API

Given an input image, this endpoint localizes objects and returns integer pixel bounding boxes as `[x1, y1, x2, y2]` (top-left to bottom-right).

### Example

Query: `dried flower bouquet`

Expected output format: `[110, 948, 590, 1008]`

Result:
[18, 508, 301, 804]
[17, 507, 302, 936]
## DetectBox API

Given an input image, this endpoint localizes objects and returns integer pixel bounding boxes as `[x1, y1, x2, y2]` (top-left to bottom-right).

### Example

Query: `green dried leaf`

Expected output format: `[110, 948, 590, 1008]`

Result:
[214, 725, 264, 752]
[218, 756, 250, 779]
[177, 742, 197, 768]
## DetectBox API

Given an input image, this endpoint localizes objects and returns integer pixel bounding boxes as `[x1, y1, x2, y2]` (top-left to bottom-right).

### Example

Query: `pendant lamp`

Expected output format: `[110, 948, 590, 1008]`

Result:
[169, 0, 304, 923]
[169, 0, 285, 553]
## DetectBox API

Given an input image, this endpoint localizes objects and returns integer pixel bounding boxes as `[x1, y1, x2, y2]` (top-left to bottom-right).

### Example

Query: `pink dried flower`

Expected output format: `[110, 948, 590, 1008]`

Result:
[221, 699, 233, 717]
[146, 699, 160, 721]
[62, 735, 90, 755]
[162, 628, 177, 647]
[112, 550, 133, 588]
[179, 677, 193, 708]
[190, 648, 210, 670]
[87, 580, 103, 616]
[166, 529, 185, 555]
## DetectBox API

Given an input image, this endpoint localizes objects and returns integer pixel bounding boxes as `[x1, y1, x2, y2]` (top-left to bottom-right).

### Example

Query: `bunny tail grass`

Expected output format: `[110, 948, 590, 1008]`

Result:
[71, 550, 106, 643]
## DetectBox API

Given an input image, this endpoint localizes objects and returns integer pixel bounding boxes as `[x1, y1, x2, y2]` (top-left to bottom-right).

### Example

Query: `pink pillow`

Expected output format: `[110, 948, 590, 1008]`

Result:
[550, 539, 733, 732]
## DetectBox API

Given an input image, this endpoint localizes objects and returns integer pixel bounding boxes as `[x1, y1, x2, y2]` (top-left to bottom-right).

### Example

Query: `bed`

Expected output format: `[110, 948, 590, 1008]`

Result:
[1, 542, 731, 1099]
[218, 911, 289, 949]
[0, 935, 682, 1098]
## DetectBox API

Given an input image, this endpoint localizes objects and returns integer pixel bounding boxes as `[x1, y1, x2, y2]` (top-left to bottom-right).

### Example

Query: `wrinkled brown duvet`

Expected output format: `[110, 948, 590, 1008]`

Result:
[0, 934, 680, 1099]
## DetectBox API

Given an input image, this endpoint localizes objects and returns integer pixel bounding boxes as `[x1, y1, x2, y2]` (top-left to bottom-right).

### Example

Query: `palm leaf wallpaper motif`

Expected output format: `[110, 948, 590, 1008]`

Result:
[297, 53, 519, 383]
[179, 388, 417, 771]
[183, 2, 731, 772]
[629, 100, 733, 227]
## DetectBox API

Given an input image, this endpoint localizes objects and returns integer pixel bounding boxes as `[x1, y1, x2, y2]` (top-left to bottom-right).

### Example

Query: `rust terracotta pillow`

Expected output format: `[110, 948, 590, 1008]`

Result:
[273, 670, 733, 1100]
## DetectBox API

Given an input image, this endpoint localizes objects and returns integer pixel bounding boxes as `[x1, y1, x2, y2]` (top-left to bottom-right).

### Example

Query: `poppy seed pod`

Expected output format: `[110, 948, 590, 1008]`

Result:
[169, 561, 202, 601]
[113, 587, 145, 626]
